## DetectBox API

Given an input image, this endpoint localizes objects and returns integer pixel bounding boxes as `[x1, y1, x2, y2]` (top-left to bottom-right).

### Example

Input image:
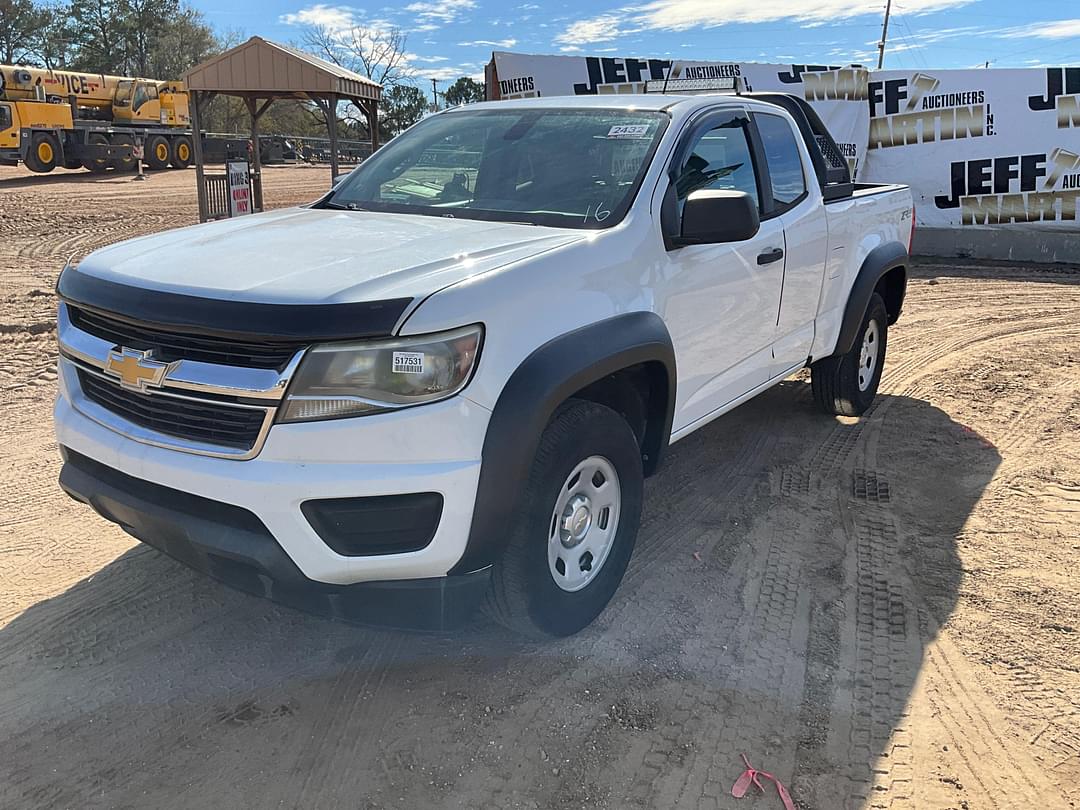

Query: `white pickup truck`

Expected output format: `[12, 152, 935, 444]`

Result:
[55, 91, 913, 636]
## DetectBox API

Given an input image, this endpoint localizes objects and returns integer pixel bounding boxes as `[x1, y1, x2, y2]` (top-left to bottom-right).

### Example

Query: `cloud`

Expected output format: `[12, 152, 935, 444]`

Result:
[416, 64, 485, 81]
[457, 38, 518, 48]
[997, 18, 1080, 39]
[554, 0, 976, 45]
[280, 3, 360, 31]
[554, 14, 634, 45]
[279, 4, 397, 38]
[404, 0, 476, 23]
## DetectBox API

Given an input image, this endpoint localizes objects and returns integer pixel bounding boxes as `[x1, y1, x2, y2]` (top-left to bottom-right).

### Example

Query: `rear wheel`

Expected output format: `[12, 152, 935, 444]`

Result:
[811, 292, 889, 416]
[109, 133, 136, 172]
[81, 133, 110, 173]
[145, 135, 171, 170]
[171, 135, 192, 168]
[24, 132, 59, 173]
[484, 400, 644, 638]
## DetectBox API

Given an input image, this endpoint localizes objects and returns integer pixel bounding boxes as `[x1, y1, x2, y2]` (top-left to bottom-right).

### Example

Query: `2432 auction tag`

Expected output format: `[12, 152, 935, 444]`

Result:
[606, 124, 651, 139]
[392, 351, 425, 374]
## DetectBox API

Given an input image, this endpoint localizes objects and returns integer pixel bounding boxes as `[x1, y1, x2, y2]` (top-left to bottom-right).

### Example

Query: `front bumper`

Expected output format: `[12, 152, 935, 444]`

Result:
[56, 356, 492, 587]
[59, 448, 489, 630]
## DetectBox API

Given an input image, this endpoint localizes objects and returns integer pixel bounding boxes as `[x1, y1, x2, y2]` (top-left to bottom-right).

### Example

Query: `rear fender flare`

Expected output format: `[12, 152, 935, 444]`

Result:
[831, 241, 908, 357]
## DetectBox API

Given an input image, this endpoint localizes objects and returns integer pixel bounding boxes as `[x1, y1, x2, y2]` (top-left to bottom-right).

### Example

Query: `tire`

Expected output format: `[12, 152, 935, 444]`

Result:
[145, 135, 171, 170]
[24, 132, 59, 173]
[171, 135, 193, 168]
[81, 133, 110, 173]
[484, 399, 644, 638]
[109, 133, 136, 172]
[811, 292, 888, 416]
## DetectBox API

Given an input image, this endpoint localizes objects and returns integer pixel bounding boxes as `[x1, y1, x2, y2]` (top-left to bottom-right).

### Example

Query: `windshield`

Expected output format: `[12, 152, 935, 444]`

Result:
[327, 108, 669, 229]
[115, 80, 132, 105]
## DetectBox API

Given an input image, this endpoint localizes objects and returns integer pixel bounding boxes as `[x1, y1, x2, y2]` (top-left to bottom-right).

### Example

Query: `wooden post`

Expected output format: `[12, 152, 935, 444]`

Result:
[246, 95, 274, 213]
[326, 93, 339, 182]
[366, 99, 379, 152]
[190, 90, 209, 223]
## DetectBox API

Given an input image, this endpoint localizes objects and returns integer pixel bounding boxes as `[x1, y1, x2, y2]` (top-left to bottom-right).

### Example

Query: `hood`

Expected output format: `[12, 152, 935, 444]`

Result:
[75, 207, 586, 305]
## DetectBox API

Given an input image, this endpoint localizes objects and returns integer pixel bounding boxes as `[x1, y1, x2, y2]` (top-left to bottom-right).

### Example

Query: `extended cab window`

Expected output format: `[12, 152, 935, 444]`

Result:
[755, 113, 807, 211]
[328, 108, 668, 229]
[674, 119, 759, 212]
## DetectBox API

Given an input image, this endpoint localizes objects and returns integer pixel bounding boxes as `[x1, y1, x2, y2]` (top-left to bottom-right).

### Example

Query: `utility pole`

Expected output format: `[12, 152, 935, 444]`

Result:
[876, 0, 893, 69]
[431, 78, 439, 111]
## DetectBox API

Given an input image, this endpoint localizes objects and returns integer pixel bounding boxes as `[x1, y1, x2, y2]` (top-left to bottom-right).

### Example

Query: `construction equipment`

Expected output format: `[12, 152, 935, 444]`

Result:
[0, 65, 193, 174]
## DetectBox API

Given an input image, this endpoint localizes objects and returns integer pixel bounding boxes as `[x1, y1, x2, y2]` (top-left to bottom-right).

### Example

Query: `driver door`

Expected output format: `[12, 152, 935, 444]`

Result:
[658, 110, 787, 434]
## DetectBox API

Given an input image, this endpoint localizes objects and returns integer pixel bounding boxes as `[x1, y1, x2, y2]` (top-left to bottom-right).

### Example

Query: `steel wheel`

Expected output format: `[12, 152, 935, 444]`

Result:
[857, 319, 880, 392]
[548, 455, 621, 592]
[25, 133, 60, 173]
[811, 292, 889, 417]
[172, 136, 192, 168]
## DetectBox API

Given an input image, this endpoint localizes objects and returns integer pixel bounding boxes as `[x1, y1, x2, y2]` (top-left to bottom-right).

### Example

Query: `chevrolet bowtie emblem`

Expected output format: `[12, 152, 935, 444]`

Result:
[104, 347, 177, 391]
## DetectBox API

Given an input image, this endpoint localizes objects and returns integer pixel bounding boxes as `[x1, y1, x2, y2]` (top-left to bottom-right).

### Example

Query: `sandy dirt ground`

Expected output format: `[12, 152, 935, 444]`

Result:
[0, 164, 1078, 810]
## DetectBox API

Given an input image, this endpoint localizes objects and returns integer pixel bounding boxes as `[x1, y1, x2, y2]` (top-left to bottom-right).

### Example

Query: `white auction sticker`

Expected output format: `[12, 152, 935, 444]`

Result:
[606, 124, 651, 139]
[392, 351, 425, 374]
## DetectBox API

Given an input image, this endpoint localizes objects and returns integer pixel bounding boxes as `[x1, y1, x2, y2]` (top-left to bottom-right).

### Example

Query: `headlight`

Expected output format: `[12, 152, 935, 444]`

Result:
[280, 325, 483, 422]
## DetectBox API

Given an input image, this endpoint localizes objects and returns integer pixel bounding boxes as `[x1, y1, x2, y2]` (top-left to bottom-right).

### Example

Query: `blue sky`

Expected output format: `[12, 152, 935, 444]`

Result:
[190, 0, 1079, 87]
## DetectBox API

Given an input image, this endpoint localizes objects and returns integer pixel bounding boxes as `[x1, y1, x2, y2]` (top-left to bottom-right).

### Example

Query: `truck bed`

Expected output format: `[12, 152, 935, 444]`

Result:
[833, 182, 910, 202]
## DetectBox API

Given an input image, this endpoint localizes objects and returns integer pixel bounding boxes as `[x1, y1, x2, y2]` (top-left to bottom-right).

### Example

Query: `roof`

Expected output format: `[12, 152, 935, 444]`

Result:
[183, 36, 381, 101]
[445, 93, 767, 114]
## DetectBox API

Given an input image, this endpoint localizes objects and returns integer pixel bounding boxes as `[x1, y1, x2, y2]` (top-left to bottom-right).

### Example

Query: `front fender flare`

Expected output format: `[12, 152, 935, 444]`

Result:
[450, 312, 676, 575]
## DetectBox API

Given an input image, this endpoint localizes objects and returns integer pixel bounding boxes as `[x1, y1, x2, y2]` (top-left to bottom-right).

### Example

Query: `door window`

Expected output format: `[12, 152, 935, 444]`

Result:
[755, 113, 807, 211]
[674, 119, 759, 212]
[132, 83, 150, 112]
[0, 104, 11, 132]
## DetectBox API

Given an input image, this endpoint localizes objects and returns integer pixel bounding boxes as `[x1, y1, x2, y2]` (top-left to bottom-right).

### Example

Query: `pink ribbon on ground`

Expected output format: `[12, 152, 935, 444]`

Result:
[731, 753, 796, 810]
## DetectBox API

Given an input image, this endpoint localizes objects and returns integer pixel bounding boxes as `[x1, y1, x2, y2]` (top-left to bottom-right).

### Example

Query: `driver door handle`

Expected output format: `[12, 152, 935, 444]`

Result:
[757, 247, 784, 265]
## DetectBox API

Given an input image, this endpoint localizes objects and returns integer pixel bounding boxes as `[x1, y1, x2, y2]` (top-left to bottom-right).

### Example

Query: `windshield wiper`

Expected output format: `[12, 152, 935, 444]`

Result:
[322, 200, 366, 211]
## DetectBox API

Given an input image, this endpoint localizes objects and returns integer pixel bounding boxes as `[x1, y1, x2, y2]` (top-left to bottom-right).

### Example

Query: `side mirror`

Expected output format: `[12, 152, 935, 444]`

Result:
[675, 189, 760, 246]
[331, 173, 347, 188]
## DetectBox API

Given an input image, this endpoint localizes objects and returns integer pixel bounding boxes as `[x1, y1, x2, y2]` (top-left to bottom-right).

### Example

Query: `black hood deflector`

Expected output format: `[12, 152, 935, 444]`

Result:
[57, 264, 412, 342]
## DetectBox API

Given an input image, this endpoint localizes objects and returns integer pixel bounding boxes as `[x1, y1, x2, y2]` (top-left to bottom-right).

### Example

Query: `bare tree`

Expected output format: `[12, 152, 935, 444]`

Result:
[300, 23, 412, 89]
[298, 22, 414, 140]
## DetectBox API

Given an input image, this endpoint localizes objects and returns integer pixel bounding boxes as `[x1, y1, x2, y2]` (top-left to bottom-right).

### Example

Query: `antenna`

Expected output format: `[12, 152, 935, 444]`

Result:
[877, 0, 893, 70]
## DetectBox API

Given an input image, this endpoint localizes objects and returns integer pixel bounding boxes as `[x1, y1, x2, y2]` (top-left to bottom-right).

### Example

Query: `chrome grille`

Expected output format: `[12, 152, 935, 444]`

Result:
[69, 306, 304, 370]
[77, 369, 269, 451]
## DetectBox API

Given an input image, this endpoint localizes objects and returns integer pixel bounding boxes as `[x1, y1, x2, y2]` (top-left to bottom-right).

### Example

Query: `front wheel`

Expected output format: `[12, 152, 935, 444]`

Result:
[24, 133, 59, 173]
[484, 399, 644, 638]
[811, 292, 889, 416]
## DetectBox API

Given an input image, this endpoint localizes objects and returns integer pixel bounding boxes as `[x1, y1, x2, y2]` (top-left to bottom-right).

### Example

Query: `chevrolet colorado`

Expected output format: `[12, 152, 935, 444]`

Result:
[55, 91, 913, 636]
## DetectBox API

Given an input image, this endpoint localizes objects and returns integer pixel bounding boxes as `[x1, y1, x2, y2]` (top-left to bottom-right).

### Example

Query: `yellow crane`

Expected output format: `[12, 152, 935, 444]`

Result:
[0, 65, 194, 173]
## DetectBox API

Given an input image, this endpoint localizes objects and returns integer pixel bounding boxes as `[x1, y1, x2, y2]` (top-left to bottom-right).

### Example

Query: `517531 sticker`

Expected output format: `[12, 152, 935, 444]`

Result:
[392, 351, 425, 374]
